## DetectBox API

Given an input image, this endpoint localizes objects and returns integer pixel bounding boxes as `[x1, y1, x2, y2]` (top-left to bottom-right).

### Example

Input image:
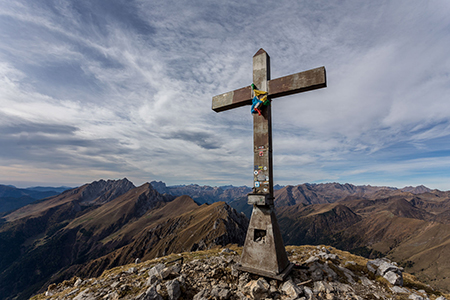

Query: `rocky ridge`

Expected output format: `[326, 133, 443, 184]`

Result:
[33, 246, 449, 300]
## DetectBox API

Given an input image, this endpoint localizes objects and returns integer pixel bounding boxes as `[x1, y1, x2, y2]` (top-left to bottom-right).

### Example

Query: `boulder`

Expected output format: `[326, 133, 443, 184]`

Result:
[146, 287, 163, 300]
[367, 259, 384, 274]
[136, 286, 163, 300]
[243, 278, 270, 300]
[148, 264, 165, 278]
[367, 259, 403, 286]
[281, 279, 303, 298]
[171, 264, 182, 275]
[165, 279, 181, 300]
[159, 267, 172, 280]
[377, 261, 399, 276]
[145, 274, 159, 286]
[384, 270, 403, 286]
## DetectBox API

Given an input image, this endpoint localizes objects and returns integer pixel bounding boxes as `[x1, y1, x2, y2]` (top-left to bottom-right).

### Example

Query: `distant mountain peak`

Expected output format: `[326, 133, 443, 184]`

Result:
[401, 185, 432, 194]
[79, 178, 136, 205]
[149, 180, 168, 194]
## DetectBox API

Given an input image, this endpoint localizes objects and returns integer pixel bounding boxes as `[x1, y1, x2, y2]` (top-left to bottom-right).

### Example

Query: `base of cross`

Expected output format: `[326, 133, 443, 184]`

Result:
[237, 203, 294, 281]
[237, 262, 295, 281]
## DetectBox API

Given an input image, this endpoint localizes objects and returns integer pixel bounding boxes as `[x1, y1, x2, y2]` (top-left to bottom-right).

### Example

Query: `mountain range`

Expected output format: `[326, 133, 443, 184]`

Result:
[0, 185, 71, 215]
[1, 179, 449, 299]
[274, 185, 450, 292]
[0, 179, 247, 300]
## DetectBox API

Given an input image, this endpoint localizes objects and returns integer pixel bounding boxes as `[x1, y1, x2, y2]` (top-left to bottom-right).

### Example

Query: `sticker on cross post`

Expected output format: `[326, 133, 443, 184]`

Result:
[254, 181, 260, 188]
[259, 151, 264, 157]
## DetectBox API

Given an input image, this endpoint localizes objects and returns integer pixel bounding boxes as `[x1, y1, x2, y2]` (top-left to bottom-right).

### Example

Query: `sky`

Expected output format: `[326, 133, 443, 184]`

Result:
[1, 0, 450, 190]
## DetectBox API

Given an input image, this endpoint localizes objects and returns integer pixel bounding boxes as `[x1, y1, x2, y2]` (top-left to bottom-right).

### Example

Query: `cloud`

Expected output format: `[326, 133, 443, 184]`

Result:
[0, 0, 450, 189]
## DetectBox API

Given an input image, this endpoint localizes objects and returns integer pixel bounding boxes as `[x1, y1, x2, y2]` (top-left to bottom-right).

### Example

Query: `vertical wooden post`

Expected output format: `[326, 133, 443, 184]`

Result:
[252, 49, 273, 197]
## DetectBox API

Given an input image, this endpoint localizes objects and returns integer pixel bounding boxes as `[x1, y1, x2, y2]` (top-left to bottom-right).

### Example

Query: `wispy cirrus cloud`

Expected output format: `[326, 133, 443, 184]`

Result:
[0, 0, 449, 189]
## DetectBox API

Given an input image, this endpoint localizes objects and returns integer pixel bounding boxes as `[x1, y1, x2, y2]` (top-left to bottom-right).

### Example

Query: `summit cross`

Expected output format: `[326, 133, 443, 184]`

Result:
[212, 48, 327, 279]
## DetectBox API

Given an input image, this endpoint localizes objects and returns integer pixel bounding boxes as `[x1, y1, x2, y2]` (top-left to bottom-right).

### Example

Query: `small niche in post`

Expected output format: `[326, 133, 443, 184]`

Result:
[254, 229, 266, 243]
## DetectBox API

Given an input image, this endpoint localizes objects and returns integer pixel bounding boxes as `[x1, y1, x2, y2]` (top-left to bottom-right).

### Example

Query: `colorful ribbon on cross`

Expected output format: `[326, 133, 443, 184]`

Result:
[250, 83, 270, 115]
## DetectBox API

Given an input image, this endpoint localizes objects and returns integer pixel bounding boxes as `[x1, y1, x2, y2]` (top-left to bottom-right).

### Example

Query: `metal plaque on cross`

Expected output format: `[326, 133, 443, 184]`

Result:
[212, 48, 326, 280]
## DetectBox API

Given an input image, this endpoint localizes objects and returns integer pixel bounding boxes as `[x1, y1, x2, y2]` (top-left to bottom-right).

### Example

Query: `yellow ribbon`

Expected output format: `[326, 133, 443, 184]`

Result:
[253, 89, 267, 97]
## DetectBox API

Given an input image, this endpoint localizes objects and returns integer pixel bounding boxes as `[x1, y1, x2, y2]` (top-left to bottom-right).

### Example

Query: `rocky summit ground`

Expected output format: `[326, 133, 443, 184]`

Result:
[32, 245, 449, 300]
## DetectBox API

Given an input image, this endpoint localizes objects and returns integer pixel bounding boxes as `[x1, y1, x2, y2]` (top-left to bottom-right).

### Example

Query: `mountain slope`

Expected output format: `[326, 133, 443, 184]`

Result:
[277, 203, 363, 246]
[277, 194, 450, 292]
[0, 180, 248, 300]
[0, 179, 138, 300]
[3, 178, 135, 222]
[54, 196, 248, 284]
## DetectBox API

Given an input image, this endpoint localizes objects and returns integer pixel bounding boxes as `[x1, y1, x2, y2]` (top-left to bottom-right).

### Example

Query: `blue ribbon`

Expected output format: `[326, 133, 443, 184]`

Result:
[251, 96, 263, 114]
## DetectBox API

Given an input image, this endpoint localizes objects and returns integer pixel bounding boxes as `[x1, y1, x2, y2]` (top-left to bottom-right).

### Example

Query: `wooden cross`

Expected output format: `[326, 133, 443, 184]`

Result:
[212, 49, 327, 280]
[212, 48, 326, 199]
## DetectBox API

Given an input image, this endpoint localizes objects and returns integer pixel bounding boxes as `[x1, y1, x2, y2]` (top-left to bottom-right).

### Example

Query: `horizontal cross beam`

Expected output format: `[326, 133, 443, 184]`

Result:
[212, 66, 326, 112]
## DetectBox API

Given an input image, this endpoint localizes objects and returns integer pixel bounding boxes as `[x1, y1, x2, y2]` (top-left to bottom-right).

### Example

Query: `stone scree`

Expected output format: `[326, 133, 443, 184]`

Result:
[367, 258, 404, 286]
[40, 247, 447, 300]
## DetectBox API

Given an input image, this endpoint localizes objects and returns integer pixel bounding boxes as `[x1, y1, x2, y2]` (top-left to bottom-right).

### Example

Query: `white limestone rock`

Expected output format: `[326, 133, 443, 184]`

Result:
[378, 261, 399, 276]
[304, 256, 319, 264]
[384, 270, 403, 286]
[74, 278, 83, 287]
[409, 294, 425, 300]
[391, 286, 409, 294]
[148, 264, 165, 278]
[281, 279, 303, 298]
[367, 258, 403, 286]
